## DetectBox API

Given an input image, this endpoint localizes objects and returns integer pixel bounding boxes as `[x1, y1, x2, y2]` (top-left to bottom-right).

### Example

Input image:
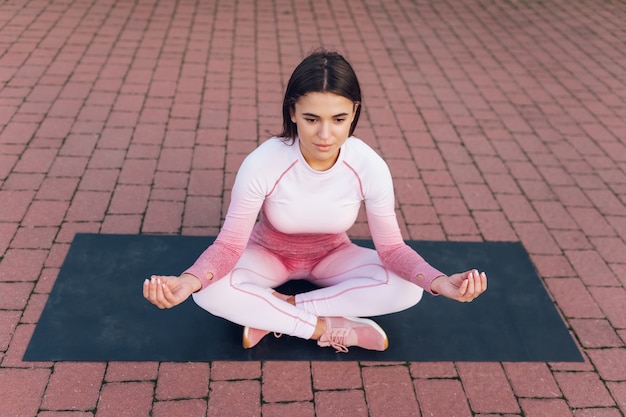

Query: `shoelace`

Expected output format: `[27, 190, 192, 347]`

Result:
[325, 329, 350, 353]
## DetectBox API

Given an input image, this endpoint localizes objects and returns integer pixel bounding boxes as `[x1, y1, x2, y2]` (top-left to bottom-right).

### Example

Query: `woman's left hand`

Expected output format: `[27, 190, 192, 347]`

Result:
[430, 269, 487, 302]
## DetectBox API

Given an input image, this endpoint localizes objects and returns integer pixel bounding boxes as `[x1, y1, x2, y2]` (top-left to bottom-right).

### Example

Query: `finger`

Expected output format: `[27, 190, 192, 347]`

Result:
[143, 279, 150, 299]
[154, 278, 170, 308]
[152, 276, 169, 309]
[148, 276, 160, 304]
[480, 272, 487, 292]
[457, 276, 469, 299]
[465, 270, 476, 298]
[161, 280, 177, 304]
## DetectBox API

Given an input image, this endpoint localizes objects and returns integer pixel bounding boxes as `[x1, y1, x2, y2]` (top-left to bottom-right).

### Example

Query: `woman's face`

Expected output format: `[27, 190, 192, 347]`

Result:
[290, 92, 358, 171]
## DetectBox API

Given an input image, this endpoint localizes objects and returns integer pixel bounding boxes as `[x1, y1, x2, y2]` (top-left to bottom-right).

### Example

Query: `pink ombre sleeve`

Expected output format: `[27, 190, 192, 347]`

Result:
[183, 144, 271, 289]
[358, 149, 444, 294]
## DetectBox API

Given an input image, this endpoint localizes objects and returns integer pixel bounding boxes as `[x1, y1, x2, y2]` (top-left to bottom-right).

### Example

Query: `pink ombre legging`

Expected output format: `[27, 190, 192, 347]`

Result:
[191, 242, 423, 340]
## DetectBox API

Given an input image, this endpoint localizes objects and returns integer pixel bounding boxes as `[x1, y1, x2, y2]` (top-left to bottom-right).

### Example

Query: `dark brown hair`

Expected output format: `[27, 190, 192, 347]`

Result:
[279, 50, 362, 142]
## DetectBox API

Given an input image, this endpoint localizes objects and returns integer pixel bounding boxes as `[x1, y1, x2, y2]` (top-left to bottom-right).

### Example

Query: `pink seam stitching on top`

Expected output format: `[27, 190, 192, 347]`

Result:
[300, 263, 390, 304]
[229, 266, 318, 330]
[342, 160, 365, 199]
[266, 159, 298, 198]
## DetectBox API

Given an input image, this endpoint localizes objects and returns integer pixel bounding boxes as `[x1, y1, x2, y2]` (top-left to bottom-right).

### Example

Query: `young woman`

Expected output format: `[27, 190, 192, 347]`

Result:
[143, 50, 487, 352]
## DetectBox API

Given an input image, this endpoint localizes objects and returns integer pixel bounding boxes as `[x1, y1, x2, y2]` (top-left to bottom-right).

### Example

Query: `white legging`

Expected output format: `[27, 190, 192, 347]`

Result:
[192, 242, 423, 340]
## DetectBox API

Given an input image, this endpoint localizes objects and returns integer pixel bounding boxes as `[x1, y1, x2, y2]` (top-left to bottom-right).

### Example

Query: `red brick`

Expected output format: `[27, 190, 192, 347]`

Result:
[13, 148, 57, 173]
[554, 372, 615, 408]
[409, 362, 457, 379]
[585, 189, 626, 216]
[573, 408, 623, 417]
[432, 197, 468, 215]
[42, 362, 105, 411]
[88, 149, 126, 169]
[394, 178, 431, 205]
[441, 214, 480, 236]
[156, 362, 210, 400]
[497, 194, 538, 222]
[210, 361, 261, 381]
[36, 177, 79, 200]
[448, 163, 484, 184]
[3, 172, 45, 190]
[420, 170, 460, 188]
[207, 380, 260, 417]
[531, 254, 576, 278]
[569, 319, 623, 348]
[142, 201, 184, 233]
[401, 204, 439, 225]
[517, 179, 554, 200]
[0, 190, 34, 222]
[568, 207, 615, 236]
[48, 156, 89, 177]
[66, 191, 110, 221]
[0, 248, 48, 281]
[262, 361, 312, 403]
[21, 292, 48, 323]
[457, 363, 520, 414]
[587, 349, 626, 382]
[473, 210, 517, 241]
[96, 382, 153, 417]
[544, 278, 604, 318]
[0, 222, 18, 254]
[314, 390, 368, 417]
[152, 171, 188, 189]
[590, 237, 626, 263]
[105, 362, 159, 382]
[588, 286, 626, 328]
[59, 133, 98, 157]
[606, 382, 626, 414]
[262, 402, 315, 417]
[36, 116, 73, 139]
[0, 282, 33, 310]
[22, 200, 69, 226]
[415, 379, 472, 417]
[188, 169, 224, 196]
[565, 250, 620, 286]
[152, 399, 207, 417]
[519, 398, 574, 417]
[513, 222, 561, 254]
[157, 148, 193, 172]
[108, 185, 150, 214]
[0, 368, 50, 417]
[312, 361, 362, 390]
[458, 183, 499, 210]
[118, 159, 157, 185]
[101, 215, 142, 234]
[0, 310, 21, 350]
[3, 323, 52, 368]
[503, 362, 561, 398]
[11, 226, 57, 249]
[362, 366, 419, 417]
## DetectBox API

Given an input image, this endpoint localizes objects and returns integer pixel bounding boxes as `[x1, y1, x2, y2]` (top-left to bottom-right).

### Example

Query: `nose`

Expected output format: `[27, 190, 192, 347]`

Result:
[318, 121, 331, 140]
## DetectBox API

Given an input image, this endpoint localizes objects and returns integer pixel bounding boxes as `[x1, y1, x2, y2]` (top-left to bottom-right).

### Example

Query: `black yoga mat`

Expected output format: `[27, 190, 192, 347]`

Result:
[24, 233, 582, 362]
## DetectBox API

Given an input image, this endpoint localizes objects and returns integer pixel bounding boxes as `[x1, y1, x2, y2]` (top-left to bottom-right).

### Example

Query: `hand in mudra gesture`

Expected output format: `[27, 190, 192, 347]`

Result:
[430, 269, 487, 302]
[143, 273, 202, 309]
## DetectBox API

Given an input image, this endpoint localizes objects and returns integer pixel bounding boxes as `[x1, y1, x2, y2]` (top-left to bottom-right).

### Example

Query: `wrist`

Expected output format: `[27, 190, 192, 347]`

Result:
[430, 275, 446, 294]
[180, 273, 202, 292]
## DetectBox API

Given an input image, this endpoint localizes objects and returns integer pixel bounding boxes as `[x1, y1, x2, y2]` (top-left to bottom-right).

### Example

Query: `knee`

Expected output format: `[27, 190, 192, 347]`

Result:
[192, 285, 229, 318]
[395, 282, 424, 311]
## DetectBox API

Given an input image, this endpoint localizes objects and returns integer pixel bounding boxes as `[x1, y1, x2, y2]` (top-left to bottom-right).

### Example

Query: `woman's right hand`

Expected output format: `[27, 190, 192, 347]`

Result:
[143, 273, 202, 309]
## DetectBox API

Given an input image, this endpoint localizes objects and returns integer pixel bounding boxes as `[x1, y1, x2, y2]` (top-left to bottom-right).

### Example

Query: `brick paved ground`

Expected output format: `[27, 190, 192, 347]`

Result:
[1, 0, 625, 415]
